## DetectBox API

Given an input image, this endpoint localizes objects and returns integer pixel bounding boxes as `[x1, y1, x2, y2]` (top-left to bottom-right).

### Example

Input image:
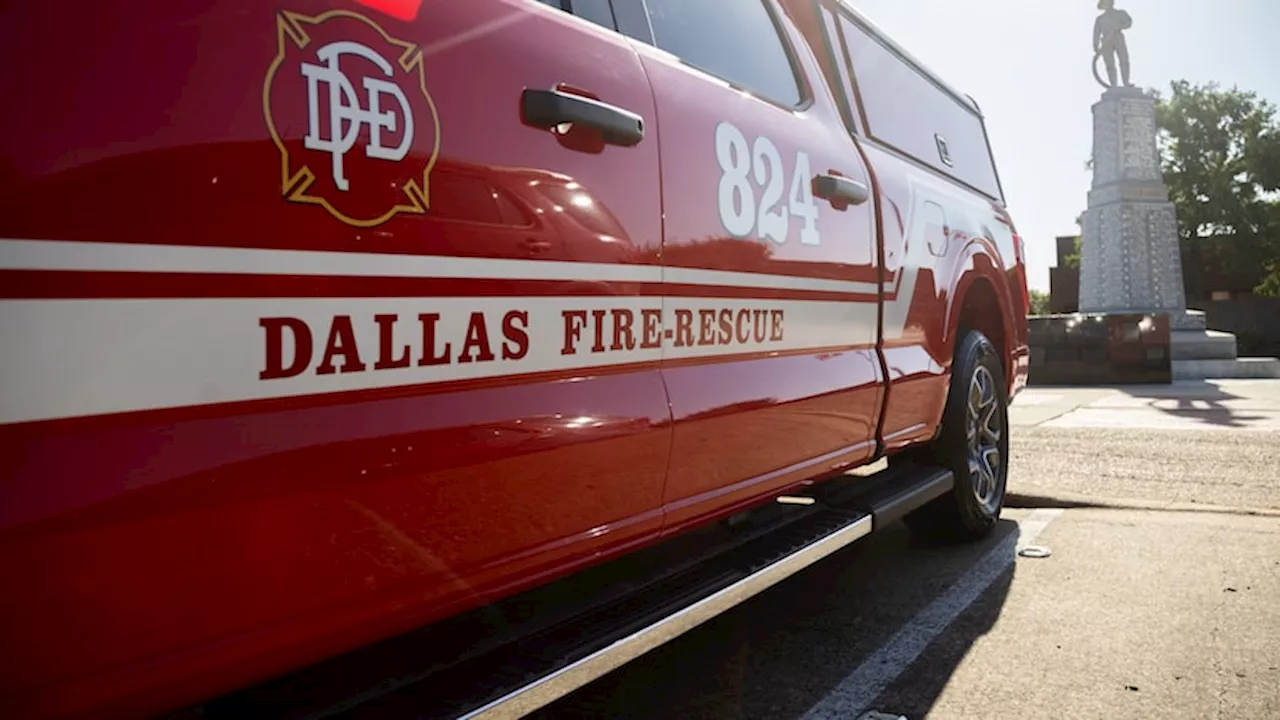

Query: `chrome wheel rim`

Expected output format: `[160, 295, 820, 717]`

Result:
[966, 364, 1004, 514]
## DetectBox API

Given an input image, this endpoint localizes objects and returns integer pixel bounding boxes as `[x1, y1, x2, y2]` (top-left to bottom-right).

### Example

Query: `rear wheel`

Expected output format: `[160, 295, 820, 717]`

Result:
[903, 330, 1009, 542]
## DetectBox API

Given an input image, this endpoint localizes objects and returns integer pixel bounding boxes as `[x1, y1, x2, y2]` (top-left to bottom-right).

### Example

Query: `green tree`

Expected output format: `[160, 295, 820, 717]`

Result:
[1058, 215, 1082, 270]
[1258, 262, 1280, 297]
[1063, 235, 1081, 271]
[1028, 289, 1051, 316]
[1152, 80, 1280, 299]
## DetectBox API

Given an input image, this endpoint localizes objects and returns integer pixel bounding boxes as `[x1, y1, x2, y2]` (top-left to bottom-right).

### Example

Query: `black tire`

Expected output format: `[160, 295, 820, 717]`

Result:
[903, 330, 1010, 543]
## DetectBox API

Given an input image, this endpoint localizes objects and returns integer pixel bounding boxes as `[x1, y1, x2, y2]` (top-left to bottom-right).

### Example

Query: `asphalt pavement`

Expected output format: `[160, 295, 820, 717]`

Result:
[533, 380, 1280, 720]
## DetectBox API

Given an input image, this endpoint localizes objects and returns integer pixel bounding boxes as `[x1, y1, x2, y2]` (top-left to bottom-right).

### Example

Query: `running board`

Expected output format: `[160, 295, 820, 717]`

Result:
[820, 459, 955, 528]
[463, 511, 874, 719]
[195, 464, 954, 720]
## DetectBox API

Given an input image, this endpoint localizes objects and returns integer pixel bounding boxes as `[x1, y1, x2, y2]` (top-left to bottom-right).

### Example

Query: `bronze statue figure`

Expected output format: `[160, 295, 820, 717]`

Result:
[1093, 0, 1133, 89]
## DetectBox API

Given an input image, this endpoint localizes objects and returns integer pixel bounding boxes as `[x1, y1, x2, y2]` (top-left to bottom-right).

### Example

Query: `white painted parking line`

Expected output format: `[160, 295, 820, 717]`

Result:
[800, 508, 1064, 720]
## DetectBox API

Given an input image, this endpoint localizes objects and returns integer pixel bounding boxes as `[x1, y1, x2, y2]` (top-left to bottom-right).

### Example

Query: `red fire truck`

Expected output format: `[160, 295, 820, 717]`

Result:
[0, 0, 1029, 717]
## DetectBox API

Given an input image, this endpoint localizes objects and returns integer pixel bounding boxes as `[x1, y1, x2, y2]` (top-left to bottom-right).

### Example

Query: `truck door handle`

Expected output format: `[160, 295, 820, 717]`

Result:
[813, 174, 870, 206]
[521, 89, 645, 147]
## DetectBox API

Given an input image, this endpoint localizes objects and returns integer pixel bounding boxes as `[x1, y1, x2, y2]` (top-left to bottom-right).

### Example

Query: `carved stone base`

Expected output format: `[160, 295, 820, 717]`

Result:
[1101, 308, 1205, 331]
[1079, 200, 1189, 319]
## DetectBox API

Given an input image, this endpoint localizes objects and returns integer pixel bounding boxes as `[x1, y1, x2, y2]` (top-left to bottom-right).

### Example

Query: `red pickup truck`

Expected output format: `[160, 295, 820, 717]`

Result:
[0, 0, 1029, 717]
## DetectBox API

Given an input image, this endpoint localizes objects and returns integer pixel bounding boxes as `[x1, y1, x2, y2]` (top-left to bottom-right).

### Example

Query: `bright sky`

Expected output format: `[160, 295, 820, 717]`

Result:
[853, 0, 1280, 291]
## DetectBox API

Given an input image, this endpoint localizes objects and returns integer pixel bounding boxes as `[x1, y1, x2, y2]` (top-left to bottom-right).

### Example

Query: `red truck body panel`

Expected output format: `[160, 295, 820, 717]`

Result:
[0, 0, 1029, 716]
[635, 1, 884, 535]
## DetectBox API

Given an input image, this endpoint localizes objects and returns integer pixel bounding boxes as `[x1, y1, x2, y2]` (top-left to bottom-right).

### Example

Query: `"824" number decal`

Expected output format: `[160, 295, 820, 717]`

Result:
[715, 121, 820, 246]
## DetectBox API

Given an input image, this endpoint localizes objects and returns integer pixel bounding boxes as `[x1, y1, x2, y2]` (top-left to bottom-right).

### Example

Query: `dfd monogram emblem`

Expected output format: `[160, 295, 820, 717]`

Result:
[301, 41, 414, 192]
[264, 10, 440, 227]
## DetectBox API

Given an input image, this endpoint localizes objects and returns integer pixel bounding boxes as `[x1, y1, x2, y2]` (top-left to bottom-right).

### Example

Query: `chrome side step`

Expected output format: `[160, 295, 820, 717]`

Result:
[461, 514, 874, 719]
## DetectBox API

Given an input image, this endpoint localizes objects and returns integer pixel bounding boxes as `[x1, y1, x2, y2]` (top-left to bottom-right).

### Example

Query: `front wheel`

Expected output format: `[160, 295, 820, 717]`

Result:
[904, 330, 1010, 542]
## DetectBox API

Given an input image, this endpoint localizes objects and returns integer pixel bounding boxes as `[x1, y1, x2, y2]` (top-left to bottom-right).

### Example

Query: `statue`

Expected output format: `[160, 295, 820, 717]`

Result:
[1093, 0, 1133, 89]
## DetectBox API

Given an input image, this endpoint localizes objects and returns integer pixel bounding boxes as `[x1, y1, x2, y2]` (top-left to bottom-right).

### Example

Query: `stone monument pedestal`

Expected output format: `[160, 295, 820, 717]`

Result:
[1077, 87, 1280, 380]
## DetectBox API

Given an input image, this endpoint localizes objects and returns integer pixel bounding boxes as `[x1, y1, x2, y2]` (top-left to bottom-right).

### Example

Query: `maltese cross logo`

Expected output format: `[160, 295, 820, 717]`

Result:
[264, 10, 440, 227]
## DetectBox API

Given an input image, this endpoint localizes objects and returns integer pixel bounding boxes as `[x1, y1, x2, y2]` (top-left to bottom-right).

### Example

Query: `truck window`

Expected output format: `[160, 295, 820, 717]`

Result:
[642, 0, 802, 107]
[835, 12, 1003, 201]
[533, 0, 618, 31]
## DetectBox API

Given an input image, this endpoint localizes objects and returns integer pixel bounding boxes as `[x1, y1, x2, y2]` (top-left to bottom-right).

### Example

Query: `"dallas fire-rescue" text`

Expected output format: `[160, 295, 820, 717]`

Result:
[260, 306, 787, 379]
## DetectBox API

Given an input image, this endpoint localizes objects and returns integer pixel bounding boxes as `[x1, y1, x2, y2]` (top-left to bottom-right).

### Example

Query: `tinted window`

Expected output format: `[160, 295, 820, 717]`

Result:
[645, 0, 802, 106]
[838, 14, 1002, 200]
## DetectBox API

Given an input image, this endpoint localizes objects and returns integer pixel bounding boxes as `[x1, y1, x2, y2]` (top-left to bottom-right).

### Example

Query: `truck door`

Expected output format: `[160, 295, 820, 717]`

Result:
[0, 1, 672, 713]
[626, 0, 885, 532]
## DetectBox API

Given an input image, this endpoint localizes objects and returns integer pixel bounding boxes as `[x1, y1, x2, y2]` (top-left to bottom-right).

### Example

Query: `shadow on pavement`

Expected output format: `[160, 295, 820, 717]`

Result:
[1118, 383, 1267, 428]
[532, 519, 1021, 719]
[1152, 397, 1265, 429]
